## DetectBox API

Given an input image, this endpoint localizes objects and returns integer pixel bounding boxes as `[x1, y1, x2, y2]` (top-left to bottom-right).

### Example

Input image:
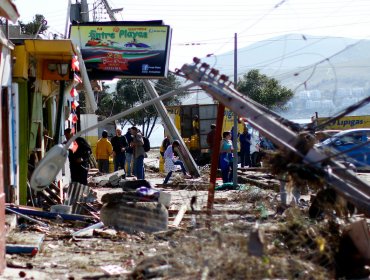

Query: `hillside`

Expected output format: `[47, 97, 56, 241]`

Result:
[201, 34, 370, 118]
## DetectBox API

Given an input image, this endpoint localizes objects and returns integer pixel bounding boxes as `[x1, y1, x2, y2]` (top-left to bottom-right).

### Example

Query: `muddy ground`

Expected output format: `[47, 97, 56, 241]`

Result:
[3, 149, 370, 279]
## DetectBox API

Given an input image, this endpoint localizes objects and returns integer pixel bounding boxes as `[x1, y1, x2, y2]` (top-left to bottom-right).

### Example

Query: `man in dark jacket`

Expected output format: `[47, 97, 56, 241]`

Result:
[111, 128, 128, 172]
[125, 128, 134, 176]
[131, 126, 145, 179]
[64, 128, 92, 185]
[239, 126, 251, 168]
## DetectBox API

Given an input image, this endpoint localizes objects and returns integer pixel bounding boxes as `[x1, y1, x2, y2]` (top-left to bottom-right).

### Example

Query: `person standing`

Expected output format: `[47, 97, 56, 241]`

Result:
[219, 131, 234, 183]
[163, 140, 192, 184]
[95, 130, 113, 173]
[130, 126, 145, 179]
[192, 115, 200, 135]
[239, 126, 251, 168]
[159, 135, 171, 173]
[64, 128, 92, 185]
[125, 128, 134, 177]
[206, 124, 216, 154]
[111, 128, 128, 172]
[160, 135, 171, 157]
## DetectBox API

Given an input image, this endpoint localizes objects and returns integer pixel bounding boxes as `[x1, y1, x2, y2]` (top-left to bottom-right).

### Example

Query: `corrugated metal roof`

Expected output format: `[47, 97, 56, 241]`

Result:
[24, 40, 77, 59]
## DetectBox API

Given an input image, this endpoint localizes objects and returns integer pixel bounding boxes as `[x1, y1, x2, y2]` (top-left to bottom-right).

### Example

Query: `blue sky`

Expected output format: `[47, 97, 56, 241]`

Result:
[13, 0, 370, 71]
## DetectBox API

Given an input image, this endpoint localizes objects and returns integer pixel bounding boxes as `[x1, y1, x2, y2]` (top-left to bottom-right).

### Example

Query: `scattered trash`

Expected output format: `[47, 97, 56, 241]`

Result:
[215, 183, 240, 190]
[346, 219, 370, 260]
[6, 232, 44, 256]
[101, 264, 130, 275]
[248, 224, 265, 257]
[50, 204, 72, 214]
[72, 221, 104, 237]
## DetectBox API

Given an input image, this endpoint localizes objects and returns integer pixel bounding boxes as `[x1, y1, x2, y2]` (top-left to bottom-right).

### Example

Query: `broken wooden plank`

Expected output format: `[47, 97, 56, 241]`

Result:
[77, 203, 100, 220]
[72, 222, 104, 237]
[5, 207, 48, 227]
[168, 209, 252, 215]
[6, 206, 98, 222]
[237, 177, 278, 189]
[238, 167, 270, 172]
[171, 204, 187, 227]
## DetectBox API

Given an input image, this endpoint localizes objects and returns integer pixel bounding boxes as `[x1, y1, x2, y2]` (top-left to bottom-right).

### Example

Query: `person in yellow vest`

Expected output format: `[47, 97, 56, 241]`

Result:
[192, 115, 200, 135]
[191, 115, 200, 151]
[95, 130, 113, 173]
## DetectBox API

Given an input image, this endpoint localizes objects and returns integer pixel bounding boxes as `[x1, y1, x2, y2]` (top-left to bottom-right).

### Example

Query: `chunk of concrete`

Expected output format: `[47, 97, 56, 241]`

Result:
[109, 174, 120, 187]
[100, 201, 168, 233]
[158, 192, 171, 208]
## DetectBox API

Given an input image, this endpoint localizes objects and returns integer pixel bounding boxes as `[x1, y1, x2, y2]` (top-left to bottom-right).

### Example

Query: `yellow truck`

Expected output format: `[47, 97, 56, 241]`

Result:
[166, 104, 245, 159]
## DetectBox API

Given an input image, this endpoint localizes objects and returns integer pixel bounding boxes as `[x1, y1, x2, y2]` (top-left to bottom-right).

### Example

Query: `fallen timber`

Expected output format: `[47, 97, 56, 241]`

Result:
[180, 59, 370, 217]
[6, 204, 98, 222]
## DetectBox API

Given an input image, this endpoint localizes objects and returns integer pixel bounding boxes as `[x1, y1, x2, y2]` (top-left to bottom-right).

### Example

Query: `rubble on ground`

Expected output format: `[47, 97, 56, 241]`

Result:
[4, 149, 370, 279]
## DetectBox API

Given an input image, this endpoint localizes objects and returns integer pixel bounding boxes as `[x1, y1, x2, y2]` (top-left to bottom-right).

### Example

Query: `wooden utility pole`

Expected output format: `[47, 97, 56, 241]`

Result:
[207, 104, 225, 214]
[232, 33, 238, 185]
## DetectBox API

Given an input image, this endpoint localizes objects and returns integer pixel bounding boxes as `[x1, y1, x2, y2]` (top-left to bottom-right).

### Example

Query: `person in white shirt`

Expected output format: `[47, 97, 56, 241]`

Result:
[163, 140, 192, 184]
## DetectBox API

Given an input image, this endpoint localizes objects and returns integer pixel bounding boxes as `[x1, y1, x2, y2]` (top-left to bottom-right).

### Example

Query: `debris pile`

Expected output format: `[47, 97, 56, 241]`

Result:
[4, 153, 370, 279]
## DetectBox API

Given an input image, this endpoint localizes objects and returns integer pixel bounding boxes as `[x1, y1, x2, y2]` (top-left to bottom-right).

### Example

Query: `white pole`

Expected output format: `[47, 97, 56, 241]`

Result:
[64, 0, 71, 39]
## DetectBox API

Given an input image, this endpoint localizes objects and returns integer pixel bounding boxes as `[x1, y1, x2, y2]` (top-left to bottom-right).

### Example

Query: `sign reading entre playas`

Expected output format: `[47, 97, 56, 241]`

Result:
[69, 21, 172, 79]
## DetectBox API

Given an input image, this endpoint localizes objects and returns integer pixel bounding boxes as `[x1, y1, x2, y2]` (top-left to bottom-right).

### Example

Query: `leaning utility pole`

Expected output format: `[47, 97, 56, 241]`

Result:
[99, 0, 200, 176]
[181, 60, 370, 216]
[101, 0, 117, 21]
[101, 0, 123, 21]
[144, 81, 200, 177]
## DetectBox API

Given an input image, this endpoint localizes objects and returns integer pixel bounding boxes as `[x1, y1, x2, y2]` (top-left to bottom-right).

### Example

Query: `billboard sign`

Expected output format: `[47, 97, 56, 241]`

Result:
[317, 115, 370, 129]
[69, 21, 172, 79]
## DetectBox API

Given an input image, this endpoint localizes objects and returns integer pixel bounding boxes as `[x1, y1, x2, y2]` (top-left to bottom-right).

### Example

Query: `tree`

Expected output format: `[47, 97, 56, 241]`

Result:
[80, 82, 111, 115]
[101, 73, 182, 137]
[18, 14, 48, 36]
[237, 69, 294, 110]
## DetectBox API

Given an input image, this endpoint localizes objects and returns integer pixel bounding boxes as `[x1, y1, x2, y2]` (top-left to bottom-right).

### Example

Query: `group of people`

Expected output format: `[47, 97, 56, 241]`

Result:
[64, 119, 264, 186]
[95, 126, 146, 179]
[64, 126, 148, 186]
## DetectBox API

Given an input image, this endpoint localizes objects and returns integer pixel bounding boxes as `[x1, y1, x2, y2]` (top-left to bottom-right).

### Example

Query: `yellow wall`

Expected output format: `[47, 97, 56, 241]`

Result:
[167, 105, 245, 134]
[166, 106, 181, 132]
[13, 46, 28, 79]
[85, 135, 98, 156]
[166, 105, 245, 151]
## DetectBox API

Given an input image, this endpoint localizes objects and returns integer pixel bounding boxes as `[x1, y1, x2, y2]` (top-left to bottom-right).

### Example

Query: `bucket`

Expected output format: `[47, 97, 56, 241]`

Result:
[158, 192, 171, 207]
